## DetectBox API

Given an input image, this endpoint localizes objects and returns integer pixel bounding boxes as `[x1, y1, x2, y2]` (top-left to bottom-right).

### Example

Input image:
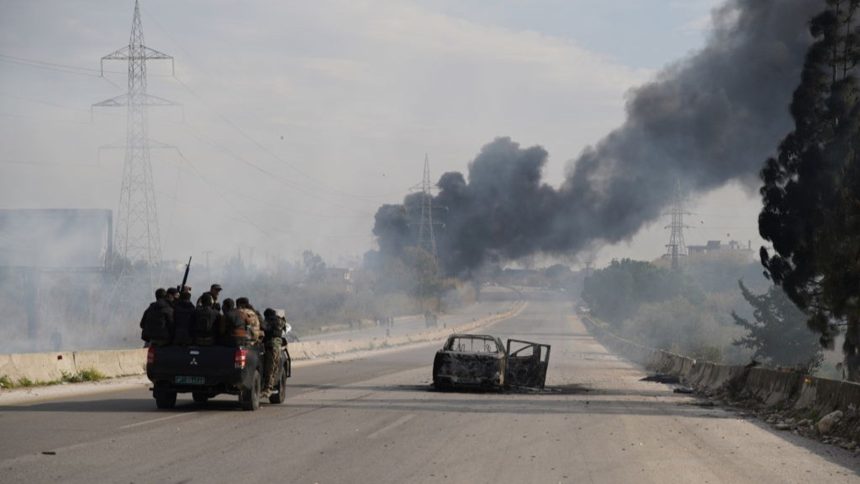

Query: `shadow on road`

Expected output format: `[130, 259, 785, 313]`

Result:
[0, 397, 255, 413]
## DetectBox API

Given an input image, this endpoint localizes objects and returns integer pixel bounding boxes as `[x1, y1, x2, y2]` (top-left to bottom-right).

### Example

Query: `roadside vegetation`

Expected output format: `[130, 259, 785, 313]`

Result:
[0, 368, 106, 390]
[581, 253, 825, 371]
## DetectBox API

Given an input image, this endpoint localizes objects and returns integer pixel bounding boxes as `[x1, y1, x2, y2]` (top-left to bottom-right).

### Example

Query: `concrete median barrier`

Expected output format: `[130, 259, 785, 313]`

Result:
[116, 349, 147, 376]
[288, 300, 528, 360]
[0, 352, 76, 384]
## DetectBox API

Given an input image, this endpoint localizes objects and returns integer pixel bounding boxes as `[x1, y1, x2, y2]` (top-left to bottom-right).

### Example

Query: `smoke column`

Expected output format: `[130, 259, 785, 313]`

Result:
[373, 0, 821, 275]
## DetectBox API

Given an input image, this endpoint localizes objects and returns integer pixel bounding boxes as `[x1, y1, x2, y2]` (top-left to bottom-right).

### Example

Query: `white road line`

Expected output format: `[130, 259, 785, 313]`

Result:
[367, 414, 415, 440]
[120, 412, 195, 430]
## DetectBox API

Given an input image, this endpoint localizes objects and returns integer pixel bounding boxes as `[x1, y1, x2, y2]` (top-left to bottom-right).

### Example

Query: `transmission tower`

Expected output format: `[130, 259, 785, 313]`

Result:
[417, 154, 438, 260]
[664, 179, 691, 270]
[94, 0, 176, 269]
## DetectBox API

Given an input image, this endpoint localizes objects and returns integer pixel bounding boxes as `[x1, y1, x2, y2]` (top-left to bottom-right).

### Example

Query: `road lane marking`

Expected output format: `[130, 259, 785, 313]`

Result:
[367, 414, 415, 439]
[120, 412, 195, 429]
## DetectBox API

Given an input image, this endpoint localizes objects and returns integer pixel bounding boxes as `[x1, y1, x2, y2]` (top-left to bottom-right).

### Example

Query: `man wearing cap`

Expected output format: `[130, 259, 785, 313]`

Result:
[196, 284, 223, 310]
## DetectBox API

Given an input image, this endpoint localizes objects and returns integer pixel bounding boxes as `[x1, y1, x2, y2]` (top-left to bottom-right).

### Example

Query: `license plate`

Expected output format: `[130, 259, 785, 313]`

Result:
[175, 376, 205, 385]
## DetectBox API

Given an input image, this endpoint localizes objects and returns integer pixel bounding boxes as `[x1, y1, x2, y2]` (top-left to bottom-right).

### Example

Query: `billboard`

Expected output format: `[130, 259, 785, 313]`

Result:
[0, 209, 112, 269]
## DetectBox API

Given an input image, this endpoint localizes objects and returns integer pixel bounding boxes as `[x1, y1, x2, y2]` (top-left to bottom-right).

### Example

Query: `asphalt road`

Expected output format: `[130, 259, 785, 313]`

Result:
[1, 291, 858, 483]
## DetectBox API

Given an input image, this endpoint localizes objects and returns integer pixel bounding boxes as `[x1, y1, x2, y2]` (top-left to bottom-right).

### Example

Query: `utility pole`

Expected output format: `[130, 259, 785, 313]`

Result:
[94, 0, 177, 271]
[417, 154, 438, 261]
[664, 179, 691, 270]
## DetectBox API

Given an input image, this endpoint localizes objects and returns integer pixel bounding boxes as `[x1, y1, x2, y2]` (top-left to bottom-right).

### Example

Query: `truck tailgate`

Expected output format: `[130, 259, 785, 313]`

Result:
[147, 345, 244, 383]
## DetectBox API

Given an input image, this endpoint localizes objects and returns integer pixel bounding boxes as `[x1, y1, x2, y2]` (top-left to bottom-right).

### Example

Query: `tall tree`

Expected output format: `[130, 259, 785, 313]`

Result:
[732, 281, 823, 371]
[759, 0, 860, 379]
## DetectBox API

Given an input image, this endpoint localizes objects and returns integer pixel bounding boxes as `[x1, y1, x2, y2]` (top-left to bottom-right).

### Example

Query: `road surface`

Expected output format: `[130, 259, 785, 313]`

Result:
[1, 291, 857, 483]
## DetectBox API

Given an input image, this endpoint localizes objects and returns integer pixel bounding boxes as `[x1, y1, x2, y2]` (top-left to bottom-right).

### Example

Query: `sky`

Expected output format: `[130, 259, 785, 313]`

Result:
[0, 0, 767, 270]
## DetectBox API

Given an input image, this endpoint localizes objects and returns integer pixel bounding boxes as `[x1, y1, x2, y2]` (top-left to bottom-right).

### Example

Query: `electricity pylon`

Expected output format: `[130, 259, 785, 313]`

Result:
[94, 0, 177, 269]
[664, 179, 691, 270]
[417, 154, 438, 261]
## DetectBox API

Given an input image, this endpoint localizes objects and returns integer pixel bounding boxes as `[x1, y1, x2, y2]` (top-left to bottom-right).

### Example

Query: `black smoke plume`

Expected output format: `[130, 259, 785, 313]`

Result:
[373, 0, 820, 276]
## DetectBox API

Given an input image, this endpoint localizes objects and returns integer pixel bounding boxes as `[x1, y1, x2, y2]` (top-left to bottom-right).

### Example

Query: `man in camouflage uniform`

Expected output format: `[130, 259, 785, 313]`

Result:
[261, 308, 287, 397]
[236, 297, 263, 343]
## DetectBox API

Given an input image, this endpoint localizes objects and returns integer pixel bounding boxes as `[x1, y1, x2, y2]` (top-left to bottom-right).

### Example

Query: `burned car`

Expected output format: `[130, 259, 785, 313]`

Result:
[432, 334, 550, 390]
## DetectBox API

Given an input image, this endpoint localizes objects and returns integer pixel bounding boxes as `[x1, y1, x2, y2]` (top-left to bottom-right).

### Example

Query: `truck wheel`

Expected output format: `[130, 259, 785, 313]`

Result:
[269, 368, 287, 404]
[433, 377, 450, 391]
[240, 370, 261, 411]
[154, 388, 177, 409]
[192, 392, 209, 404]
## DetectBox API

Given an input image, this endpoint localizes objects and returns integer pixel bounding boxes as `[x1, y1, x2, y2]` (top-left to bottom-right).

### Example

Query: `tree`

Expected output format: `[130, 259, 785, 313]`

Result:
[732, 281, 823, 371]
[759, 0, 860, 379]
[581, 258, 703, 327]
[301, 250, 327, 283]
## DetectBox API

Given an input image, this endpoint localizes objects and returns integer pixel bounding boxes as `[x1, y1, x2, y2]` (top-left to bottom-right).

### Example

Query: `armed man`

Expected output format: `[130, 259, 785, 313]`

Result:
[140, 288, 173, 347]
[193, 293, 220, 346]
[261, 308, 287, 397]
[172, 291, 196, 345]
[196, 283, 223, 311]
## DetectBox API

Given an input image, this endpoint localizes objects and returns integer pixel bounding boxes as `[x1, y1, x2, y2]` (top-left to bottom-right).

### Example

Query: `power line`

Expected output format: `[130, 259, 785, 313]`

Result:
[176, 117, 378, 213]
[0, 52, 174, 78]
[171, 147, 371, 220]
[0, 53, 126, 90]
[171, 75, 390, 205]
[1, 53, 399, 207]
[136, 6, 398, 204]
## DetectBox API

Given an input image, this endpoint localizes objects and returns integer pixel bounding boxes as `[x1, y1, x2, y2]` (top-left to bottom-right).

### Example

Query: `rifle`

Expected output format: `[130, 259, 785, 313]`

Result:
[178, 256, 192, 292]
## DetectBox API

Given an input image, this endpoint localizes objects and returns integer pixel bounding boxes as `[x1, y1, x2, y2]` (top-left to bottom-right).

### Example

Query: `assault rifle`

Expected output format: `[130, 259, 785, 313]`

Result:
[178, 256, 192, 293]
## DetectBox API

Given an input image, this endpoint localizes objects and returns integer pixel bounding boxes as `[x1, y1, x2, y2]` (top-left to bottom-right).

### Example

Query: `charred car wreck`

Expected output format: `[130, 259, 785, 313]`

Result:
[432, 334, 550, 390]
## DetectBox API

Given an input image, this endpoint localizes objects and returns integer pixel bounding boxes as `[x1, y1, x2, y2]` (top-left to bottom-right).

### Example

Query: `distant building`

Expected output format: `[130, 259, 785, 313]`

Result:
[323, 267, 354, 292]
[687, 239, 753, 256]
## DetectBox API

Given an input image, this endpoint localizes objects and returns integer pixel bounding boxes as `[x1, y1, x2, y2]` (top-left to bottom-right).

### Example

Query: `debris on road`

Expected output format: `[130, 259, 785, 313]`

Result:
[640, 373, 680, 384]
[817, 410, 844, 435]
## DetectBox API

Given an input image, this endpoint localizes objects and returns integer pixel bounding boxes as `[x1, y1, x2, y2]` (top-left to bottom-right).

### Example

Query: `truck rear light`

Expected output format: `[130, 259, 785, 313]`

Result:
[234, 348, 248, 369]
[147, 346, 156, 365]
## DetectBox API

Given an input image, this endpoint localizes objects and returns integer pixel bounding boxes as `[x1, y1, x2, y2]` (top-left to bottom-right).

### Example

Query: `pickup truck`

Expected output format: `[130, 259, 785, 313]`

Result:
[432, 334, 550, 390]
[146, 343, 291, 411]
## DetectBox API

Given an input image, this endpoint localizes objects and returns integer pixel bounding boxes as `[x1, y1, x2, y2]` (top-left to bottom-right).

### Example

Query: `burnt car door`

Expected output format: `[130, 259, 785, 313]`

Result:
[504, 339, 551, 389]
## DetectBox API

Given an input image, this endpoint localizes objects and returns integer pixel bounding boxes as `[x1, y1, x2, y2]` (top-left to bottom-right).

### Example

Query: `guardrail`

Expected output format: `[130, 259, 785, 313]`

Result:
[580, 315, 860, 432]
[0, 301, 528, 388]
